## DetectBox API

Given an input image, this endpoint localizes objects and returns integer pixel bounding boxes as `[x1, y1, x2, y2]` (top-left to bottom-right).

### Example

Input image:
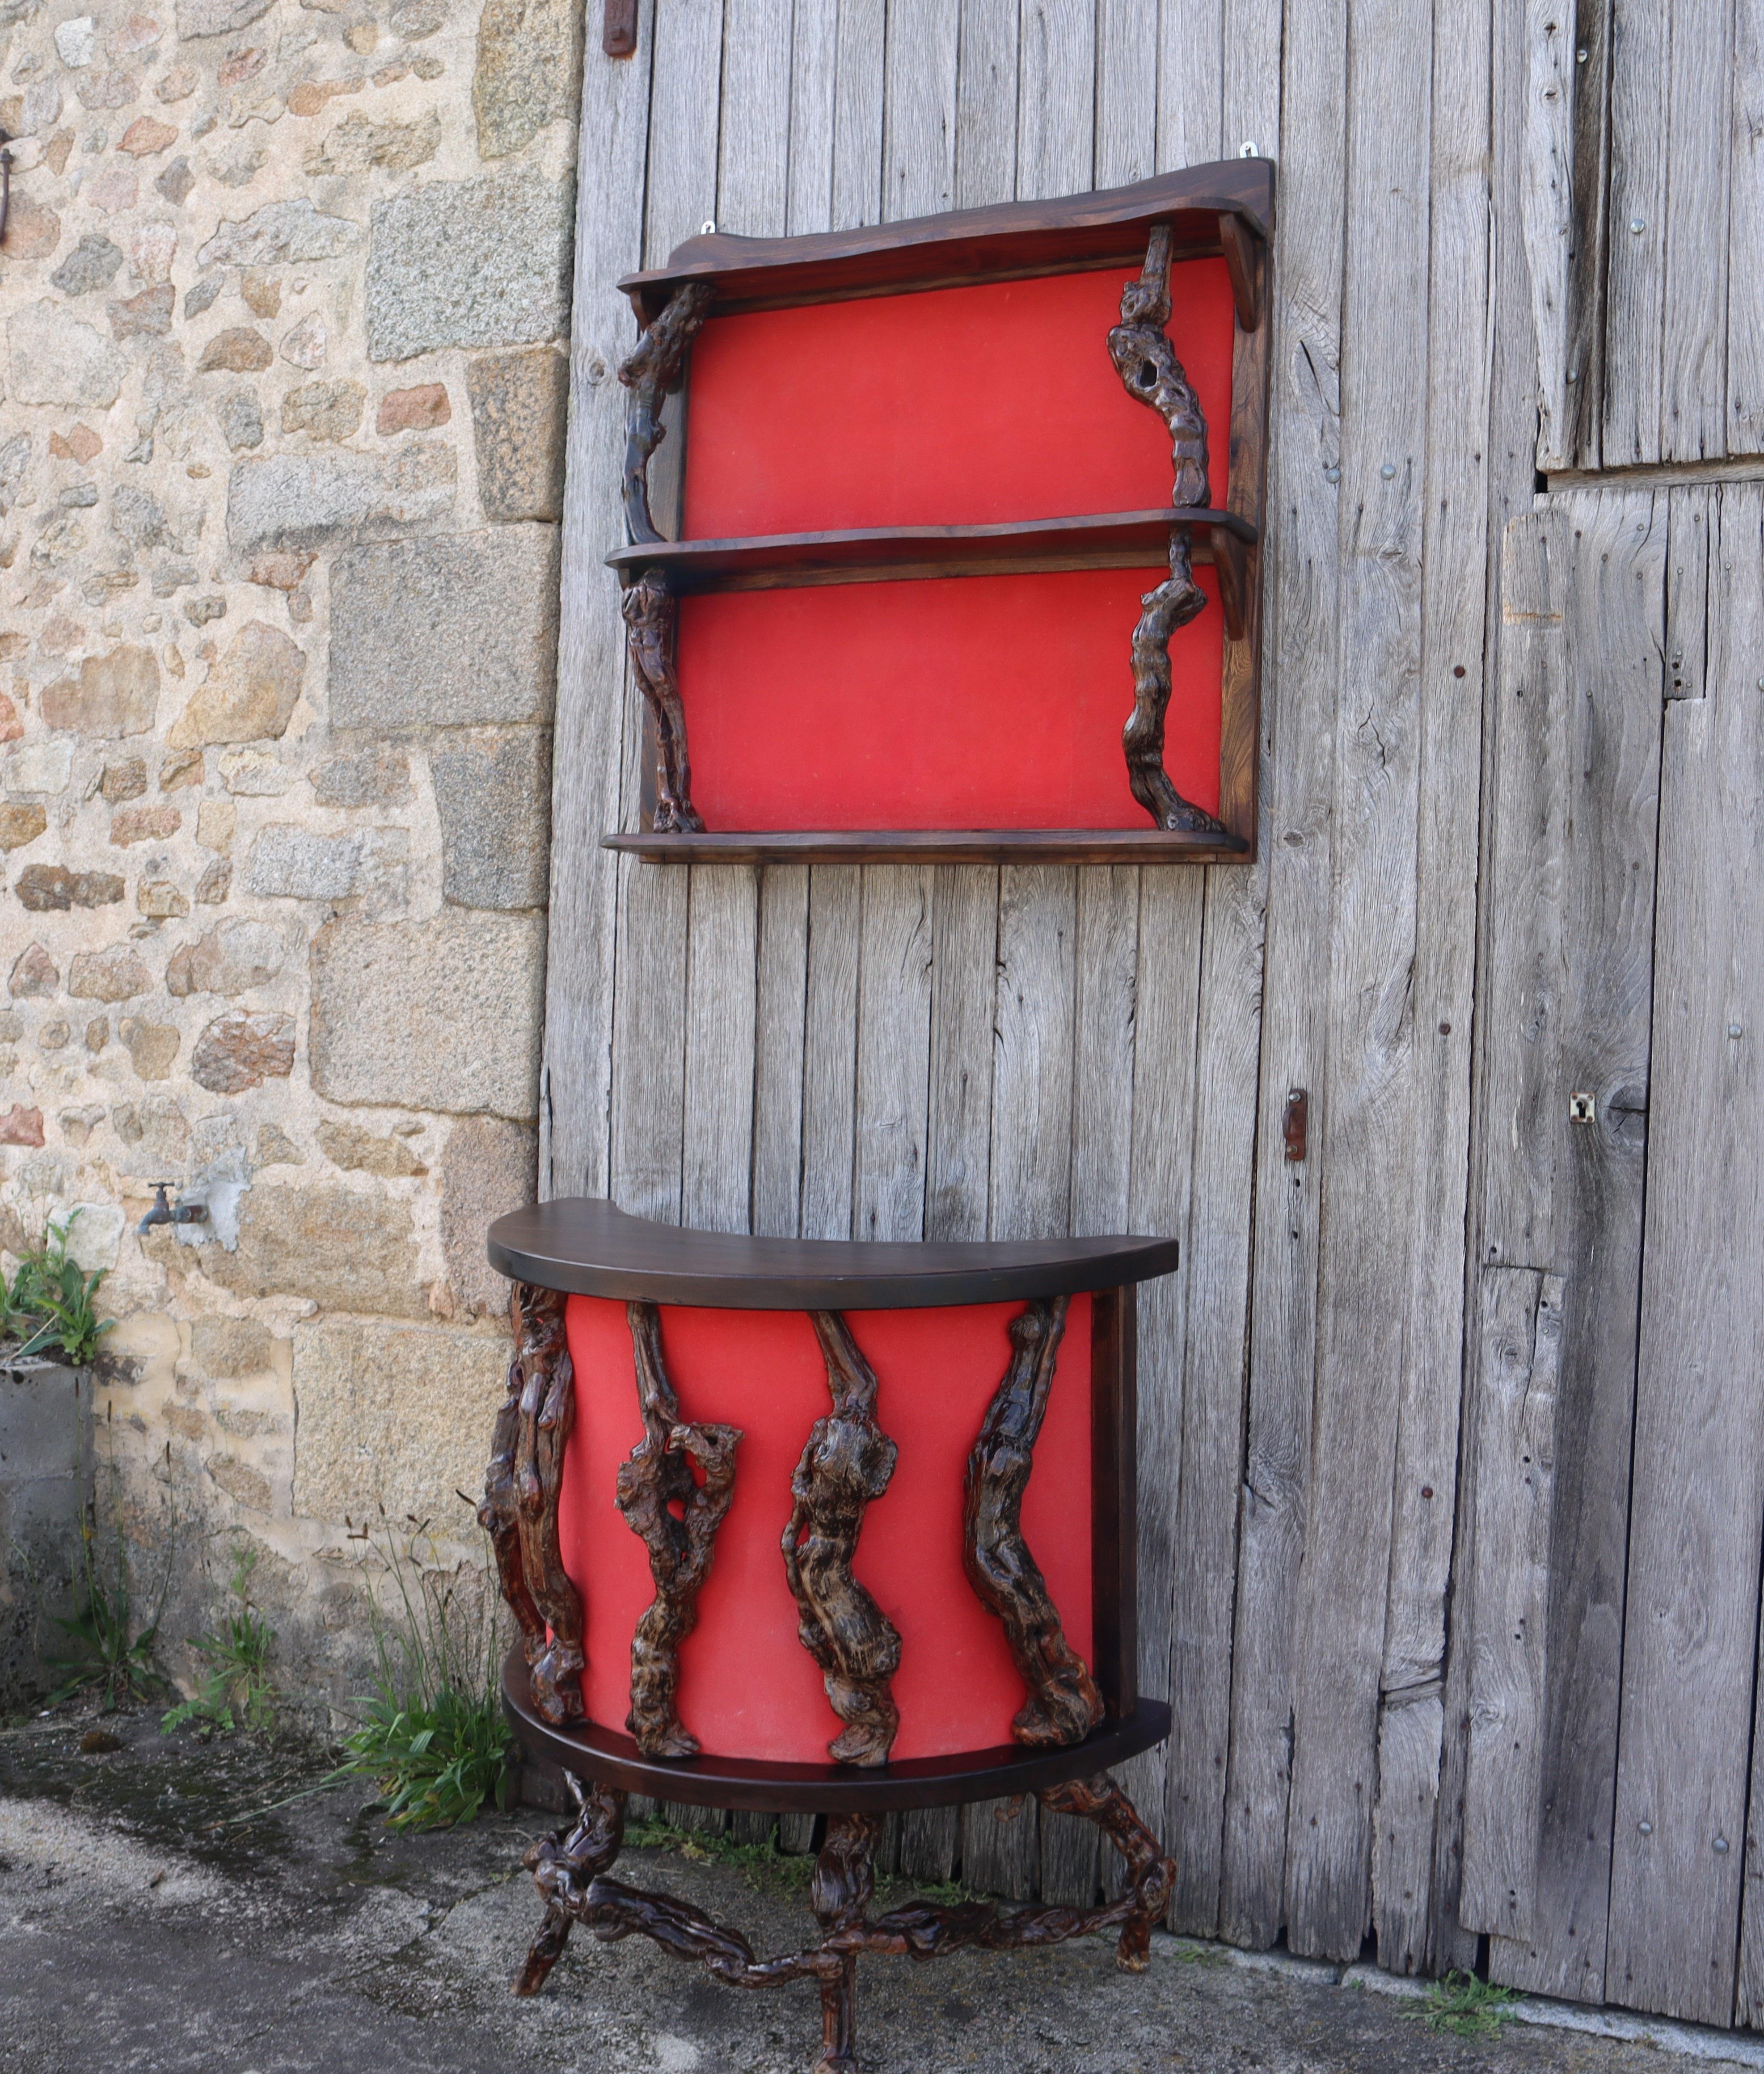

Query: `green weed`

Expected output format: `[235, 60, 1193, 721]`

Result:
[327, 1513, 513, 1832]
[46, 1488, 171, 1710]
[1416, 1970, 1519, 2037]
[162, 1545, 276, 1737]
[4, 1210, 114, 1365]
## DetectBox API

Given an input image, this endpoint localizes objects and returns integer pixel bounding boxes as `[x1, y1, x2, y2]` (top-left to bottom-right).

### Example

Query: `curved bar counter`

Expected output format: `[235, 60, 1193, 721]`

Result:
[484, 1199, 1181, 2074]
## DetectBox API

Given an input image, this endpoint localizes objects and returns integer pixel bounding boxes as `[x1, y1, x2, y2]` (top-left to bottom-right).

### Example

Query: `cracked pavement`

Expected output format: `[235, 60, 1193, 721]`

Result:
[0, 1706, 1729, 2073]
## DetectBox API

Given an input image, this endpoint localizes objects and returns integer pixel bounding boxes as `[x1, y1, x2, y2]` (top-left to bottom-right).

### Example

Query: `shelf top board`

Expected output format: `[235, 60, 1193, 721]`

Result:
[488, 1197, 1181, 1309]
[619, 160, 1274, 318]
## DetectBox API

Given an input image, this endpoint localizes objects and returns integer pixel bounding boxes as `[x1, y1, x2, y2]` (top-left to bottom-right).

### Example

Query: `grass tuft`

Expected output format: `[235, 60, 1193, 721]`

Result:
[326, 1511, 513, 1832]
[1416, 1970, 1520, 2037]
[162, 1544, 275, 1737]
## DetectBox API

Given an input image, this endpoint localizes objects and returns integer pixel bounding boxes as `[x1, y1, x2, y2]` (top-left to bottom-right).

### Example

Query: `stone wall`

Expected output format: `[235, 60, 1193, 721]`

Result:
[0, 0, 580, 1715]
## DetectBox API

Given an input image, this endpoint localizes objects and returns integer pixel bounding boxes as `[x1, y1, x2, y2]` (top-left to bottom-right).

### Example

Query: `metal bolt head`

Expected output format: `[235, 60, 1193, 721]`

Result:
[1731, 1024, 1743, 1039]
[1380, 462, 1397, 479]
[1577, 45, 1589, 59]
[1639, 1820, 1654, 1835]
[1715, 1836, 1731, 1854]
[1324, 465, 1341, 483]
[1630, 217, 1646, 233]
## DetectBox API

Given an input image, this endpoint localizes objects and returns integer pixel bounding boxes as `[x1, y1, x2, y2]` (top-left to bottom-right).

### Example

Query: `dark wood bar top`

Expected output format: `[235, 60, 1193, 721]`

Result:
[487, 1197, 1180, 1309]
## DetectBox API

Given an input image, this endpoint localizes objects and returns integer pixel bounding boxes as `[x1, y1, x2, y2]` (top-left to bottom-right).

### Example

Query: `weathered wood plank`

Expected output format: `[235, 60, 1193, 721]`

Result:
[1369, 0, 1496, 1973]
[1488, 492, 1663, 2005]
[543, 0, 656, 1201]
[1112, 866, 1205, 1904]
[1728, 0, 1764, 454]
[967, 862, 1076, 1901]
[1607, 484, 1764, 2028]
[1520, 2, 1575, 471]
[609, 0, 725, 1231]
[1458, 1269, 1562, 1938]
[852, 868, 934, 1243]
[1601, 0, 1669, 464]
[1659, 0, 1734, 462]
[1561, 0, 1613, 468]
[883, 0, 958, 221]
[1216, 0, 1345, 1953]
[1153, 0, 1278, 1943]
[1459, 494, 1663, 2003]
[1665, 486, 1711, 700]
[1156, 0, 1224, 171]
[675, 0, 792, 1244]
[1281, 0, 1433, 1962]
[752, 868, 808, 1238]
[1097, 0, 1158, 185]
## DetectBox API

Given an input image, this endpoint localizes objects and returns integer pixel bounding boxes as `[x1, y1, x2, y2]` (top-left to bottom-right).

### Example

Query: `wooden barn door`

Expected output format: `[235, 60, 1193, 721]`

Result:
[1454, 485, 1764, 2030]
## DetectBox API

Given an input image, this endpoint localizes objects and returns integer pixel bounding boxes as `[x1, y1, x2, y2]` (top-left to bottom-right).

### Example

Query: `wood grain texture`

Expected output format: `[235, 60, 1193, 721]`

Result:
[1728, 0, 1764, 453]
[1370, 0, 1495, 1972]
[542, 0, 656, 1200]
[1467, 495, 1663, 2005]
[1458, 1269, 1562, 1937]
[1281, 0, 1433, 1962]
[1521, 1, 1576, 470]
[1659, 0, 1734, 462]
[1218, 0, 1345, 1952]
[1601, 0, 1669, 464]
[1606, 485, 1764, 2027]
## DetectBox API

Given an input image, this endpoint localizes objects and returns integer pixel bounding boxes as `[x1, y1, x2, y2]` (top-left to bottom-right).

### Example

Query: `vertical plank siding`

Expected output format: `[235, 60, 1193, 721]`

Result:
[544, 0, 1764, 2026]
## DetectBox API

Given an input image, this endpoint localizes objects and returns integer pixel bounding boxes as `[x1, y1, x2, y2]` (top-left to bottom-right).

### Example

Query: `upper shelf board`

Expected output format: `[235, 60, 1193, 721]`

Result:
[618, 160, 1274, 321]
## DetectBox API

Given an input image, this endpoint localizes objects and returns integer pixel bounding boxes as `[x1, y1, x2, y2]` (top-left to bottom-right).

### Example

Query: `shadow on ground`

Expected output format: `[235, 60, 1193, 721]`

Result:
[0, 1706, 1695, 2073]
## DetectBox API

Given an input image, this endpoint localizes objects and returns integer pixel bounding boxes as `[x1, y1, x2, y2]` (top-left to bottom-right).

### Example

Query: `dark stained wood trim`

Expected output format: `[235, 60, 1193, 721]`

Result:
[1217, 202, 1273, 849]
[488, 1197, 1181, 1308]
[608, 509, 1256, 594]
[1091, 1287, 1138, 1722]
[618, 161, 1274, 320]
[503, 1644, 1171, 1812]
[604, 828, 1250, 865]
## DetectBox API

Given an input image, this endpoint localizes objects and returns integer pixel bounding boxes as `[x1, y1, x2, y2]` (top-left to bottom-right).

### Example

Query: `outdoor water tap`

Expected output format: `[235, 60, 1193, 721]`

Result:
[137, 1182, 208, 1235]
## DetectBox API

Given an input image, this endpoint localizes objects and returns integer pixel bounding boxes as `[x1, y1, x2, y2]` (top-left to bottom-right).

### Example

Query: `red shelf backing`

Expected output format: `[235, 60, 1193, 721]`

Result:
[678, 566, 1224, 830]
[681, 261, 1236, 536]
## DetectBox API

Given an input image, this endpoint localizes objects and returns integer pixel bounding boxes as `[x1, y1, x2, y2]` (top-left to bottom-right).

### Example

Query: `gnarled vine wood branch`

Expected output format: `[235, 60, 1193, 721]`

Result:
[618, 281, 713, 546]
[616, 1301, 743, 1758]
[510, 1281, 586, 1725]
[963, 1296, 1106, 1748]
[782, 1312, 902, 1766]
[622, 570, 705, 834]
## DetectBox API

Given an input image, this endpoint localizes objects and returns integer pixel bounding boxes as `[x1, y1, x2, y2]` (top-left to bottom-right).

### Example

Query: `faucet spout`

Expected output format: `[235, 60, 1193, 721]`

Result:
[137, 1183, 207, 1235]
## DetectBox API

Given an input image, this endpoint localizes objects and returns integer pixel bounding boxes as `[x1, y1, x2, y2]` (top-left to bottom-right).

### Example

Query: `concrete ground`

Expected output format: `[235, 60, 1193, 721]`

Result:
[0, 1706, 1753, 2074]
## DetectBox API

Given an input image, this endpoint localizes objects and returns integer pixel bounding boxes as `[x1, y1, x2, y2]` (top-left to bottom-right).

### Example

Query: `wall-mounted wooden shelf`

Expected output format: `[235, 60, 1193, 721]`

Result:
[609, 158, 1273, 862]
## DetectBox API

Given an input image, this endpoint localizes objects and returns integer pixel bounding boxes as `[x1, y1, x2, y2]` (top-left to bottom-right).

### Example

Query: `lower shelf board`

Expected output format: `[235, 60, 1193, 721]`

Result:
[503, 1646, 1173, 1813]
[603, 827, 1253, 865]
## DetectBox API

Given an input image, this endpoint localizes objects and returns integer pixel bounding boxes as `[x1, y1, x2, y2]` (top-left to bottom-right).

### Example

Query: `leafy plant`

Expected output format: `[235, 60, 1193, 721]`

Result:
[162, 1544, 276, 1737]
[4, 1210, 115, 1365]
[1416, 1970, 1519, 2037]
[46, 1491, 170, 1711]
[624, 1814, 977, 1905]
[327, 1514, 513, 1832]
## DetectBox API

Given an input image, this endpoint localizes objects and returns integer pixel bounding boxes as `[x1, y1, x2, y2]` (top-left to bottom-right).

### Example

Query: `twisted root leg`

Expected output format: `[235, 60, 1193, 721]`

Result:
[514, 1772, 626, 1996]
[511, 1771, 1172, 2067]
